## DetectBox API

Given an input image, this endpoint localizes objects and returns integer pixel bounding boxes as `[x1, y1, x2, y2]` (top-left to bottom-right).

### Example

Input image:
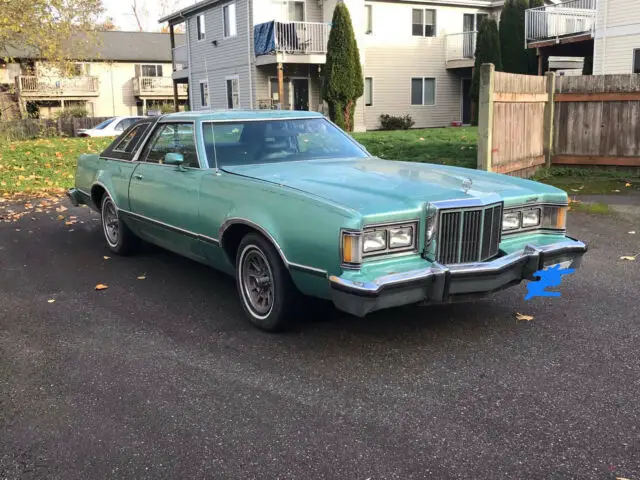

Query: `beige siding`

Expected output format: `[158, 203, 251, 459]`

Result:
[361, 1, 491, 129]
[594, 35, 640, 74]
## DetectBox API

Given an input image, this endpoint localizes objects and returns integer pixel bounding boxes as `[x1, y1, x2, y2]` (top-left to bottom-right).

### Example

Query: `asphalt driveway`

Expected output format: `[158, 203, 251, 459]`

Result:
[1, 199, 639, 480]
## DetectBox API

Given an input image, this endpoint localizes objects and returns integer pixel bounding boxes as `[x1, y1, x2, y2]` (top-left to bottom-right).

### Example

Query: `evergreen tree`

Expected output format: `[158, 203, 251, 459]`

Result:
[322, 3, 364, 132]
[499, 0, 529, 74]
[471, 18, 502, 102]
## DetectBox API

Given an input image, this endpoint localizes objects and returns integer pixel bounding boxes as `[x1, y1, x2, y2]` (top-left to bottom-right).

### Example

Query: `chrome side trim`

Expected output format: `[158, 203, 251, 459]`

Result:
[330, 239, 587, 295]
[219, 218, 328, 277]
[119, 209, 219, 245]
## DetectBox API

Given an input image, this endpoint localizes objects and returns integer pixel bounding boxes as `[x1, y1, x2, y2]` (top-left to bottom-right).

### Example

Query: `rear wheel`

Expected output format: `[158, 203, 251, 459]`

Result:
[100, 194, 139, 255]
[236, 233, 299, 332]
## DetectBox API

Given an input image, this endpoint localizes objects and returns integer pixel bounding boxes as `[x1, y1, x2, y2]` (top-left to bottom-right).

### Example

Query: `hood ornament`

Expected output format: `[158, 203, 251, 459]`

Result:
[461, 178, 473, 194]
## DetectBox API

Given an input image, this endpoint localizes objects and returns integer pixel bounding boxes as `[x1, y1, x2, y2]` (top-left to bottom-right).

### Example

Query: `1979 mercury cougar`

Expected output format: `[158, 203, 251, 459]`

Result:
[68, 110, 587, 332]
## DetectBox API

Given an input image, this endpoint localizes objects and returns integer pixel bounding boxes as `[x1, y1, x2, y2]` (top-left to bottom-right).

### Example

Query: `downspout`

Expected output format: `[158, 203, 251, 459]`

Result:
[600, 0, 608, 74]
[246, 0, 254, 108]
[180, 12, 193, 111]
[110, 62, 116, 116]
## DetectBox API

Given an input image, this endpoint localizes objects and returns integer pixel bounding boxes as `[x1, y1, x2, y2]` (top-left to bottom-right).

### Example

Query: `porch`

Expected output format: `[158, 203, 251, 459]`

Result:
[254, 21, 331, 66]
[254, 63, 323, 113]
[445, 31, 477, 69]
[525, 0, 596, 48]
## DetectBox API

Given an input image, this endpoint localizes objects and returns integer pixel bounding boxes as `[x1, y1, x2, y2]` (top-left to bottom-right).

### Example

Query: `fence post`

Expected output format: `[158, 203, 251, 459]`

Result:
[477, 63, 495, 172]
[543, 71, 555, 168]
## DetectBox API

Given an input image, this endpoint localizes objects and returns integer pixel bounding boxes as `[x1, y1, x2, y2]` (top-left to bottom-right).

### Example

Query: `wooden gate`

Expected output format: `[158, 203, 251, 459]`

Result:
[477, 63, 555, 177]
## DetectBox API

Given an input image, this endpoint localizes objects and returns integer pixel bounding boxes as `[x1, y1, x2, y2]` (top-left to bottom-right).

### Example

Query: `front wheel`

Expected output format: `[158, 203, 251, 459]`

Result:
[100, 194, 139, 255]
[236, 233, 300, 332]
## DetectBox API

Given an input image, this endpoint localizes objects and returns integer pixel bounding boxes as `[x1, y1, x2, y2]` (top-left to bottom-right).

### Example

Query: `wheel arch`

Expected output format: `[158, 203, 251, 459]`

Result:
[219, 219, 289, 270]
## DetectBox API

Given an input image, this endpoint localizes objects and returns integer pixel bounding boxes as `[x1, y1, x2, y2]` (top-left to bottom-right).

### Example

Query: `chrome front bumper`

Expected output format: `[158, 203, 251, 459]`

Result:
[329, 238, 587, 317]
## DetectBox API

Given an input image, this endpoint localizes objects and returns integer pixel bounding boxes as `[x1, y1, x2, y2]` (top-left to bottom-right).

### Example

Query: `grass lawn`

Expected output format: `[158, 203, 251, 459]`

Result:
[353, 127, 477, 169]
[0, 137, 111, 197]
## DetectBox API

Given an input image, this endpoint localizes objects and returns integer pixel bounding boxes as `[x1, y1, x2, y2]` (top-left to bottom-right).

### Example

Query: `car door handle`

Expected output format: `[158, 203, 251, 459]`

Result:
[134, 174, 143, 180]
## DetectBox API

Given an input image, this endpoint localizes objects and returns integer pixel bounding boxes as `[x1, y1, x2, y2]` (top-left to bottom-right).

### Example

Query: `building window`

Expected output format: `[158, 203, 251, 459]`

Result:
[272, 1, 304, 21]
[135, 64, 163, 77]
[223, 3, 237, 38]
[364, 77, 373, 106]
[634, 49, 640, 74]
[197, 14, 206, 40]
[410, 77, 436, 105]
[71, 63, 90, 76]
[200, 81, 209, 107]
[365, 5, 373, 34]
[226, 76, 239, 109]
[412, 9, 436, 37]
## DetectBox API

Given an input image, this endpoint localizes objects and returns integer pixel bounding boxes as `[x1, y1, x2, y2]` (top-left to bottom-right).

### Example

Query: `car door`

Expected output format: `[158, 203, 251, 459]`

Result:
[128, 121, 207, 261]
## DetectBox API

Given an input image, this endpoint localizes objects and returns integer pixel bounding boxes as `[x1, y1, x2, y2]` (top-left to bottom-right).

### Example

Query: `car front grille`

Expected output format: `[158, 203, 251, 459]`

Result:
[435, 203, 502, 264]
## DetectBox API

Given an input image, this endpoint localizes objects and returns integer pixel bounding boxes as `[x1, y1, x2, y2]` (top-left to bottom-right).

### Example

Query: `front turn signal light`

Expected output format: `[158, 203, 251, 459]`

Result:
[342, 232, 363, 265]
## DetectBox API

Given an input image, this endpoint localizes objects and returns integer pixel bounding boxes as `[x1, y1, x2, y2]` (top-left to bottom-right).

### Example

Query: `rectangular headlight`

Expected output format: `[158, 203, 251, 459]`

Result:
[522, 208, 541, 227]
[389, 226, 414, 249]
[363, 230, 387, 253]
[502, 211, 521, 231]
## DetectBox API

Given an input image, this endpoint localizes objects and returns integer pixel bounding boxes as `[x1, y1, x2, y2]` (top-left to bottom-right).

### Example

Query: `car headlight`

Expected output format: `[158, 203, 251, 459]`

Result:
[522, 208, 541, 227]
[363, 230, 387, 253]
[502, 211, 521, 231]
[389, 226, 414, 248]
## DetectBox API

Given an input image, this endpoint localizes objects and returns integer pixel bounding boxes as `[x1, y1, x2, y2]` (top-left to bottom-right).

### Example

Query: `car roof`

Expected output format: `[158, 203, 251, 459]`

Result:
[158, 109, 324, 123]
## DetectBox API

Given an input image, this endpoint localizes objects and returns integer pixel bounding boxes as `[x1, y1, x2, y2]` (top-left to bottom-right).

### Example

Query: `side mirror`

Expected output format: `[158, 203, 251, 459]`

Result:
[164, 152, 184, 166]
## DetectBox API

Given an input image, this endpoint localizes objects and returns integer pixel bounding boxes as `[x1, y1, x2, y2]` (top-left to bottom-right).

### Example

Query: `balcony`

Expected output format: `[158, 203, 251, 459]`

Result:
[445, 31, 477, 69]
[16, 75, 99, 98]
[254, 21, 331, 65]
[525, 0, 596, 47]
[172, 44, 189, 80]
[133, 77, 188, 98]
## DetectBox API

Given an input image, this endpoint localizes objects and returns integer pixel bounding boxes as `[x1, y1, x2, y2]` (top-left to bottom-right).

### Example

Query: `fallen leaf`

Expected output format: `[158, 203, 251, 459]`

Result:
[629, 231, 636, 235]
[103, 256, 110, 260]
[137, 275, 146, 280]
[57, 215, 65, 221]
[578, 185, 584, 190]
[620, 256, 636, 261]
[48, 299, 55, 304]
[95, 284, 109, 291]
[612, 189, 621, 192]
[625, 182, 631, 187]
[15, 228, 20, 232]
[55, 205, 67, 213]
[570, 189, 580, 192]
[516, 313, 534, 322]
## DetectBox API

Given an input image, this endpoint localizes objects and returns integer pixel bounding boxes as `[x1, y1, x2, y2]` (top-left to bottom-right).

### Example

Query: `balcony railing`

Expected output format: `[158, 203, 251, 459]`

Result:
[173, 44, 189, 71]
[445, 31, 478, 63]
[254, 21, 331, 56]
[16, 75, 99, 97]
[133, 76, 188, 97]
[525, 0, 596, 43]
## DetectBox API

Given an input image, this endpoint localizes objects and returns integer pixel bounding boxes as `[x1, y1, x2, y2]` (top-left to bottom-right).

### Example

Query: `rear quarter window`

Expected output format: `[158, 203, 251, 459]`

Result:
[100, 121, 154, 161]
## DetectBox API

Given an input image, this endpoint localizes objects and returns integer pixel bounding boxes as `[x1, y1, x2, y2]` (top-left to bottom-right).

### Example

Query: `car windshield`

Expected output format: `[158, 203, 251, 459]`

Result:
[94, 118, 116, 130]
[202, 118, 368, 167]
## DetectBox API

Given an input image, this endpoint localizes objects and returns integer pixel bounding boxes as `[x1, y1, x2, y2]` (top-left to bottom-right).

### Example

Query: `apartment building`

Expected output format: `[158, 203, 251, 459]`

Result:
[161, 0, 504, 131]
[0, 31, 188, 119]
[525, 0, 639, 75]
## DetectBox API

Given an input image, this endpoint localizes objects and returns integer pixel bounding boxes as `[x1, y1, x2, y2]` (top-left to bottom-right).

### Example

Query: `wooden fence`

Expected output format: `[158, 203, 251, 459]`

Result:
[477, 63, 554, 177]
[553, 74, 640, 166]
[0, 116, 112, 140]
[478, 64, 640, 175]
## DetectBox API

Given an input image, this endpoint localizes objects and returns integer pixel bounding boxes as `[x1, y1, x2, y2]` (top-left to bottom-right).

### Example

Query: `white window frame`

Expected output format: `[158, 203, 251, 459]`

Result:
[225, 75, 240, 109]
[200, 80, 209, 107]
[412, 8, 437, 37]
[364, 77, 373, 106]
[197, 14, 206, 41]
[272, 0, 306, 22]
[137, 64, 163, 77]
[633, 48, 640, 74]
[223, 3, 237, 39]
[365, 4, 373, 35]
[410, 77, 436, 106]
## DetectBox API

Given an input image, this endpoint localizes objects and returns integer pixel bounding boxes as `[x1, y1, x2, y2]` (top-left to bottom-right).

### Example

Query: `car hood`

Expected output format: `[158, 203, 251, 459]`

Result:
[223, 158, 566, 216]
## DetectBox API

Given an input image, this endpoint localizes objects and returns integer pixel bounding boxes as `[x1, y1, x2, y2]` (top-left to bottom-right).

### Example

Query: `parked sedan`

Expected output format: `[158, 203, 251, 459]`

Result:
[68, 110, 587, 332]
[77, 116, 146, 137]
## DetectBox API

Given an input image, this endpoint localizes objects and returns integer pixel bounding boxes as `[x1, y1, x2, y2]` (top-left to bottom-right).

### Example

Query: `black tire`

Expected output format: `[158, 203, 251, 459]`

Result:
[100, 194, 139, 255]
[235, 233, 300, 332]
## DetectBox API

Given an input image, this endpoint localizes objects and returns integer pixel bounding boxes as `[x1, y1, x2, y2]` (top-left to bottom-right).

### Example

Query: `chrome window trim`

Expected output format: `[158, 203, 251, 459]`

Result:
[137, 121, 203, 169]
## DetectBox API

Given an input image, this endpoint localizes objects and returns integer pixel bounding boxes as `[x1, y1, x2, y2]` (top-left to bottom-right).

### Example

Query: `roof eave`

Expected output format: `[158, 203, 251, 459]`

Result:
[159, 0, 221, 24]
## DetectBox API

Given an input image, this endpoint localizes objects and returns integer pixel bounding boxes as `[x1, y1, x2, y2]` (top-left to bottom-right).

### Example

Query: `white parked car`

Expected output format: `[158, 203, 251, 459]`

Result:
[77, 116, 146, 137]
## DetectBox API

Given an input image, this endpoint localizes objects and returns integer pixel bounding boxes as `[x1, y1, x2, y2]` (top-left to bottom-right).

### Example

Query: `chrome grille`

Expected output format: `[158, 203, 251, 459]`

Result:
[436, 203, 502, 264]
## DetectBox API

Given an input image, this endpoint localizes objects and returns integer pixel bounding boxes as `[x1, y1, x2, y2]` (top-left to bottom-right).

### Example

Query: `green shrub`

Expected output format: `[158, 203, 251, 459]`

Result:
[379, 114, 415, 130]
[56, 106, 88, 119]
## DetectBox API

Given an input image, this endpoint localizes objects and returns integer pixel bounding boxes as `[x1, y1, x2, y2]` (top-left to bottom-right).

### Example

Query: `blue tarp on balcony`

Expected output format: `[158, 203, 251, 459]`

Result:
[254, 22, 276, 56]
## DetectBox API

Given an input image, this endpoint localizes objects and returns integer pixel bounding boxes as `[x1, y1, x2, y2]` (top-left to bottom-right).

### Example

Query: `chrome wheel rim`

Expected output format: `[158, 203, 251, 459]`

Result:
[240, 246, 274, 319]
[102, 198, 119, 247]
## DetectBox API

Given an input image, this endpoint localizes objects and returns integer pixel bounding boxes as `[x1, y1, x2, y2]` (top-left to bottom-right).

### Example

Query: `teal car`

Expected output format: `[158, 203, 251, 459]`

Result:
[68, 110, 587, 332]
